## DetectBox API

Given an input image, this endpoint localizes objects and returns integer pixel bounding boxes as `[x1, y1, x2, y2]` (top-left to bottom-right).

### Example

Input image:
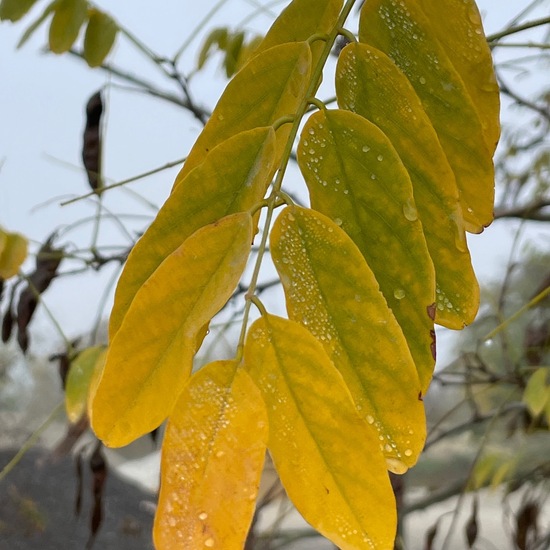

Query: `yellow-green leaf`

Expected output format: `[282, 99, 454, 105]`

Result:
[154, 361, 267, 550]
[49, 0, 87, 54]
[83, 8, 117, 67]
[523, 367, 550, 418]
[336, 43, 479, 329]
[223, 31, 244, 77]
[16, 0, 56, 49]
[0, 0, 39, 21]
[91, 212, 253, 447]
[255, 0, 343, 64]
[359, 0, 495, 233]
[197, 27, 228, 70]
[271, 206, 425, 469]
[65, 346, 106, 423]
[298, 109, 435, 391]
[0, 228, 28, 279]
[109, 126, 276, 338]
[175, 42, 311, 183]
[244, 315, 396, 549]
[416, 0, 500, 153]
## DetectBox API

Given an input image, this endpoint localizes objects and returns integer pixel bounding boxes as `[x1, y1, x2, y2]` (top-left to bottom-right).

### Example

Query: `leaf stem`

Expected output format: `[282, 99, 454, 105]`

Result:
[235, 0, 359, 360]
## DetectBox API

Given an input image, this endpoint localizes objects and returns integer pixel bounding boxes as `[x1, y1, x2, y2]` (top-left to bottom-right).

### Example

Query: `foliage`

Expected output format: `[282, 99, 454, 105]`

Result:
[2, 0, 550, 549]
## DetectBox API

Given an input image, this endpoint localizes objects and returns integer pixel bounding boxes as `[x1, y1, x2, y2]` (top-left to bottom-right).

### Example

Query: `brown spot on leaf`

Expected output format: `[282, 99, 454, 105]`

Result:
[427, 302, 436, 321]
[430, 329, 436, 361]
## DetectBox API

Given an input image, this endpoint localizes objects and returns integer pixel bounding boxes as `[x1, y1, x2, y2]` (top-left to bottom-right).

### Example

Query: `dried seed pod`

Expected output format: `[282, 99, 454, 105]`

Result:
[87, 443, 107, 549]
[82, 91, 103, 193]
[16, 234, 63, 351]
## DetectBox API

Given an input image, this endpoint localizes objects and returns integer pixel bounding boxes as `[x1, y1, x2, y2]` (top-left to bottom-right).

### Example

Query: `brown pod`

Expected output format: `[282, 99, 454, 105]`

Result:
[16, 235, 63, 351]
[82, 91, 103, 193]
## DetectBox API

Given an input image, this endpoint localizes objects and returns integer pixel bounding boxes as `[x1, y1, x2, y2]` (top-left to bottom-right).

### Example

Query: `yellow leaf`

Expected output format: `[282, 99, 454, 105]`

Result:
[298, 109, 436, 392]
[91, 212, 253, 447]
[154, 361, 267, 550]
[83, 8, 117, 67]
[271, 206, 426, 469]
[416, 0, 500, 153]
[359, 0, 495, 233]
[523, 367, 550, 418]
[336, 43, 479, 329]
[0, 0, 39, 21]
[48, 0, 88, 54]
[109, 126, 276, 337]
[255, 0, 343, 64]
[244, 315, 397, 550]
[0, 227, 28, 279]
[175, 42, 311, 183]
[65, 346, 106, 422]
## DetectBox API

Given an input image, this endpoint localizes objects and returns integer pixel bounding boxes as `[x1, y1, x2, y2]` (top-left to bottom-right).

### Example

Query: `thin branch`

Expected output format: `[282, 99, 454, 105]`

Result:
[498, 78, 550, 122]
[495, 199, 550, 221]
[487, 16, 550, 43]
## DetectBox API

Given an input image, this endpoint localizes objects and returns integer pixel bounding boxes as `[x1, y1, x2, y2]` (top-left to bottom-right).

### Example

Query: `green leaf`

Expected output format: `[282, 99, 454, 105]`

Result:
[0, 0, 39, 21]
[244, 315, 396, 550]
[336, 43, 479, 329]
[197, 27, 228, 70]
[175, 41, 311, 183]
[49, 0, 88, 54]
[0, 227, 28, 279]
[359, 0, 495, 233]
[255, 0, 343, 64]
[83, 8, 117, 67]
[298, 108, 435, 392]
[523, 367, 550, 418]
[65, 346, 106, 423]
[154, 361, 267, 550]
[271, 206, 426, 470]
[91, 212, 253, 447]
[109, 126, 276, 338]
[416, 0, 500, 153]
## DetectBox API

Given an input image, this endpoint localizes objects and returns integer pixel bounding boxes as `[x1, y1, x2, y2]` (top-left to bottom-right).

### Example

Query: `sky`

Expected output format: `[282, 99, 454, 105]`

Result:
[1, 0, 549, 364]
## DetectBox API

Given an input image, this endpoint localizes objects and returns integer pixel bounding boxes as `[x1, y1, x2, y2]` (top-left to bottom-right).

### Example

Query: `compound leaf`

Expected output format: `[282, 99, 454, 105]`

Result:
[336, 43, 479, 328]
[244, 315, 396, 549]
[49, 0, 88, 54]
[175, 42, 311, 183]
[109, 127, 276, 337]
[298, 108, 435, 391]
[154, 361, 267, 550]
[271, 206, 425, 470]
[91, 212, 253, 447]
[359, 0, 495, 233]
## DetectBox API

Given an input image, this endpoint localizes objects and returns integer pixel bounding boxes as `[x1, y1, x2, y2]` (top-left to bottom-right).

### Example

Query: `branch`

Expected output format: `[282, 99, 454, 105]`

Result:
[66, 50, 210, 121]
[498, 78, 550, 122]
[487, 16, 550, 43]
[494, 199, 550, 221]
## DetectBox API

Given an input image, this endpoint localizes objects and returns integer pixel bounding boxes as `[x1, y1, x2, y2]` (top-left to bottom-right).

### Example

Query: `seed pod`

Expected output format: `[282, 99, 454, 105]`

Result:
[16, 235, 63, 352]
[87, 443, 107, 549]
[82, 91, 103, 193]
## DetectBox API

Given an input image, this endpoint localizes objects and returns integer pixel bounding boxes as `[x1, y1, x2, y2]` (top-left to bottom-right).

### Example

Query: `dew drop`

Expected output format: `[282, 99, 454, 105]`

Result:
[404, 449, 413, 457]
[366, 415, 375, 424]
[419, 76, 427, 84]
[334, 218, 343, 226]
[362, 145, 370, 153]
[204, 538, 215, 547]
[199, 512, 208, 521]
[402, 199, 418, 222]
[376, 154, 383, 161]
[394, 288, 406, 300]
[385, 457, 409, 474]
